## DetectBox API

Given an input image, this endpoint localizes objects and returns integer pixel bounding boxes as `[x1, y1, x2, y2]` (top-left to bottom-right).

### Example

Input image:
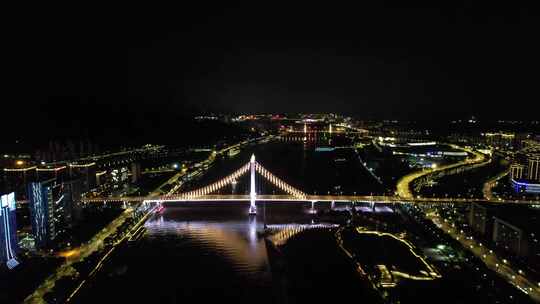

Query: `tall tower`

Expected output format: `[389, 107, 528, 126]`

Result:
[249, 154, 257, 215]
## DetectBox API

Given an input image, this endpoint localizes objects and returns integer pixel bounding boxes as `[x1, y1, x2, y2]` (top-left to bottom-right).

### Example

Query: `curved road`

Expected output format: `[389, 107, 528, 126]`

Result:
[396, 144, 489, 199]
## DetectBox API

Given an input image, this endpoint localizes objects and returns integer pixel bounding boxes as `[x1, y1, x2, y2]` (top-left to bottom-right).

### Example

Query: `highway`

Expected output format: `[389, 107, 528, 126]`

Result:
[482, 170, 509, 201]
[354, 148, 383, 185]
[427, 211, 540, 302]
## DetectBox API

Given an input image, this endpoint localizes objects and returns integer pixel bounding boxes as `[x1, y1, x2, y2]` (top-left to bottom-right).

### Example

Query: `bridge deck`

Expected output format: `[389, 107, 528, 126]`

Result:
[81, 194, 539, 205]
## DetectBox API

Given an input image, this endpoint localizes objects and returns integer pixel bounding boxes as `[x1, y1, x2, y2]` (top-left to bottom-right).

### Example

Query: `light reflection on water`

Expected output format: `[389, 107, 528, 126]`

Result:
[145, 213, 268, 276]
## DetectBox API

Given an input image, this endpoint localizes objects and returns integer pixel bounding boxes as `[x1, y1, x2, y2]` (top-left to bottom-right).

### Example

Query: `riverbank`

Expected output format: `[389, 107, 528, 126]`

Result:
[396, 144, 488, 198]
[266, 227, 383, 303]
[65, 204, 155, 302]
[23, 208, 133, 304]
[23, 204, 154, 304]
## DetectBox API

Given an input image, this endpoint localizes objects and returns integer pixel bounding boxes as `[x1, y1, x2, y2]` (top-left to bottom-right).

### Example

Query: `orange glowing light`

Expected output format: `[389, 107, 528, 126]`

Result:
[58, 249, 80, 258]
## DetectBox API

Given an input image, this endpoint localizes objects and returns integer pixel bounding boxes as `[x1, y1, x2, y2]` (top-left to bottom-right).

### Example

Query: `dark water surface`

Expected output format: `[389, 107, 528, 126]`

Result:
[74, 203, 356, 303]
[185, 138, 384, 196]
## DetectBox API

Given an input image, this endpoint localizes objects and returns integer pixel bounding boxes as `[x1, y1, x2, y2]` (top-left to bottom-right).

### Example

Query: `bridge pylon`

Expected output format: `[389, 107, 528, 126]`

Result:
[249, 154, 257, 215]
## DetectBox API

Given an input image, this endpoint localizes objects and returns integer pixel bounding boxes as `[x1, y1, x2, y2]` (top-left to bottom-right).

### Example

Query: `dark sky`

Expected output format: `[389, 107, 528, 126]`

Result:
[5, 3, 540, 144]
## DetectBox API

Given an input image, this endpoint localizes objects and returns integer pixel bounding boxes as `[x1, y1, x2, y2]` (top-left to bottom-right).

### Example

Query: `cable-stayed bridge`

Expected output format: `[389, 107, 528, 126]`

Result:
[82, 155, 540, 212]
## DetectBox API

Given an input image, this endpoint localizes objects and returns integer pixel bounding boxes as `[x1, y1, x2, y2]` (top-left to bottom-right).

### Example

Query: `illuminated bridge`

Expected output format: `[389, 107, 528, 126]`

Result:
[82, 155, 540, 212]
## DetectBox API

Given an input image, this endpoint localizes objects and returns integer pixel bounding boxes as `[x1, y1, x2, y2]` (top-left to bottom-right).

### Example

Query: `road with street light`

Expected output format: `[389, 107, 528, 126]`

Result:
[426, 211, 540, 302]
[396, 144, 489, 198]
[24, 209, 135, 304]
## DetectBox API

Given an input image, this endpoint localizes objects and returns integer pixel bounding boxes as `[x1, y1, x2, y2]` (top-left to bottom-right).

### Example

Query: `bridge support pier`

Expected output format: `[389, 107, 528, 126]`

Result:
[331, 200, 335, 210]
[310, 201, 316, 214]
[249, 200, 257, 215]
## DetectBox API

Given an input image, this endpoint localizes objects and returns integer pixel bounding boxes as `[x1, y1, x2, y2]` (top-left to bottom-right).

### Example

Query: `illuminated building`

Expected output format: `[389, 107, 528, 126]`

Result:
[470, 204, 540, 267]
[111, 167, 128, 186]
[37, 165, 68, 183]
[482, 132, 515, 148]
[528, 155, 540, 182]
[509, 153, 540, 194]
[510, 163, 524, 180]
[3, 165, 37, 200]
[69, 162, 96, 193]
[131, 162, 141, 183]
[63, 179, 83, 223]
[27, 179, 69, 248]
[511, 179, 540, 194]
[469, 203, 490, 235]
[0, 192, 19, 269]
[96, 170, 107, 186]
[493, 217, 524, 256]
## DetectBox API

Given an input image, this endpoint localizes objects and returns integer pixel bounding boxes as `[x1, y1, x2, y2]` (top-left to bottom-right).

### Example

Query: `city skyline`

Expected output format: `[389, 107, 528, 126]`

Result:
[3, 4, 540, 304]
[5, 4, 540, 144]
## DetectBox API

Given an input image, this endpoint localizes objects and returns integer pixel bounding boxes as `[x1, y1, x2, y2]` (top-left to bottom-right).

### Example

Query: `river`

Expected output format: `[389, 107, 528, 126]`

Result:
[71, 137, 385, 303]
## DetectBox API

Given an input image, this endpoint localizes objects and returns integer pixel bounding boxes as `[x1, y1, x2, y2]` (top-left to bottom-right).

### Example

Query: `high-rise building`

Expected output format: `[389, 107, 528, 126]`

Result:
[1, 192, 19, 269]
[468, 205, 539, 268]
[63, 179, 83, 223]
[69, 162, 96, 193]
[469, 203, 490, 235]
[509, 152, 540, 194]
[27, 179, 70, 249]
[3, 165, 37, 200]
[493, 217, 523, 256]
[482, 132, 515, 149]
[510, 163, 524, 180]
[37, 165, 68, 184]
[96, 170, 106, 187]
[528, 155, 540, 182]
[131, 162, 141, 183]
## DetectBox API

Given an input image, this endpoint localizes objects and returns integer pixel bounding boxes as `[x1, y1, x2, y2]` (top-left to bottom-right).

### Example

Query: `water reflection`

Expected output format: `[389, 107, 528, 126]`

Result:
[146, 215, 267, 272]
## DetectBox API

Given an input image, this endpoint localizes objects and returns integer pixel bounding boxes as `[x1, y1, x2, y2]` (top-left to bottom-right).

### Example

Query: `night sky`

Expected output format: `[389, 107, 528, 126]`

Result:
[5, 3, 540, 145]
